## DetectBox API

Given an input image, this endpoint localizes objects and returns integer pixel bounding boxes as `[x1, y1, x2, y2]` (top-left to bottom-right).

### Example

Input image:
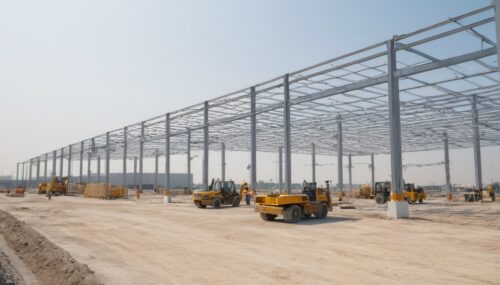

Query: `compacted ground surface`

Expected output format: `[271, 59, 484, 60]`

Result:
[0, 191, 498, 285]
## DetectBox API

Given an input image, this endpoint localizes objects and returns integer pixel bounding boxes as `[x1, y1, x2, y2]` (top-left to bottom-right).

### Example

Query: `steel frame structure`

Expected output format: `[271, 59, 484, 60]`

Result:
[17, 5, 499, 199]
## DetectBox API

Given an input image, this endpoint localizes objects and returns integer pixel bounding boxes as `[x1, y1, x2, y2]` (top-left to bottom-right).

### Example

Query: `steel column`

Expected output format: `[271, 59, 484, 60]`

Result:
[371, 154, 375, 191]
[133, 157, 138, 189]
[311, 143, 316, 183]
[87, 152, 91, 183]
[165, 114, 171, 190]
[471, 95, 482, 190]
[105, 132, 110, 197]
[202, 101, 209, 190]
[44, 154, 48, 181]
[97, 156, 101, 183]
[496, 0, 500, 71]
[388, 39, 404, 196]
[337, 114, 343, 194]
[443, 132, 452, 194]
[221, 142, 226, 181]
[139, 121, 145, 191]
[36, 158, 40, 185]
[348, 154, 352, 193]
[123, 127, 127, 189]
[250, 87, 257, 190]
[283, 74, 292, 194]
[21, 162, 25, 187]
[52, 150, 57, 179]
[187, 128, 192, 191]
[67, 145, 72, 189]
[59, 148, 64, 179]
[28, 159, 32, 188]
[278, 146, 283, 192]
[79, 141, 84, 184]
[154, 149, 159, 191]
[15, 163, 19, 187]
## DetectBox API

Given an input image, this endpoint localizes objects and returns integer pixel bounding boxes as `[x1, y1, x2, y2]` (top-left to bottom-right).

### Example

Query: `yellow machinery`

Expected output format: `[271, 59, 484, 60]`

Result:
[357, 184, 374, 199]
[255, 181, 332, 223]
[239, 182, 256, 205]
[403, 183, 426, 204]
[39, 177, 68, 195]
[192, 179, 240, 208]
[486, 184, 496, 202]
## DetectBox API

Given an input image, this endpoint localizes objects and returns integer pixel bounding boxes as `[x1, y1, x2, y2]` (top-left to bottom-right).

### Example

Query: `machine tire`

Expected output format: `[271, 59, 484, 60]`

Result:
[418, 199, 423, 204]
[314, 203, 328, 219]
[375, 195, 385, 204]
[232, 196, 240, 207]
[283, 205, 302, 223]
[260, 213, 277, 221]
[213, 198, 222, 208]
[492, 193, 496, 202]
[195, 201, 206, 208]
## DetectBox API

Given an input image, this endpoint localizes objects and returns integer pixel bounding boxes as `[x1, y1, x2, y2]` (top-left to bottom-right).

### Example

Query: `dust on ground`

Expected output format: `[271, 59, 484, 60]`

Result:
[0, 192, 498, 285]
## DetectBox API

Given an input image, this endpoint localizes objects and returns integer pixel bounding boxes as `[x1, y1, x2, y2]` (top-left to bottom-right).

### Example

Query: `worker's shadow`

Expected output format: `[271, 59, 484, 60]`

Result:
[275, 216, 360, 225]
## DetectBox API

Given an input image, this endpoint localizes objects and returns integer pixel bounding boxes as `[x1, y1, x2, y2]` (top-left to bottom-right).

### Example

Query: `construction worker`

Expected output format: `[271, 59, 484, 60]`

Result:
[240, 182, 251, 205]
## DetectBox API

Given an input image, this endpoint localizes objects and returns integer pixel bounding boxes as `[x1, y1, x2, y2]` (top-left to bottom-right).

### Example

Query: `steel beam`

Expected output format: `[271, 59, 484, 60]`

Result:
[250, 87, 257, 190]
[278, 146, 283, 192]
[97, 156, 101, 183]
[123, 127, 127, 189]
[79, 141, 84, 184]
[311, 143, 316, 183]
[203, 101, 209, 190]
[348, 154, 352, 193]
[283, 74, 292, 194]
[139, 121, 145, 191]
[337, 114, 343, 194]
[187, 128, 192, 191]
[221, 142, 226, 181]
[443, 132, 452, 194]
[165, 114, 170, 190]
[154, 149, 159, 191]
[472, 95, 482, 190]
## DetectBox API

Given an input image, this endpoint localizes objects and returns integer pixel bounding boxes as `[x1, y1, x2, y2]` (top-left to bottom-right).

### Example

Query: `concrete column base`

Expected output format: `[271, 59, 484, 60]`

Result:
[387, 201, 409, 219]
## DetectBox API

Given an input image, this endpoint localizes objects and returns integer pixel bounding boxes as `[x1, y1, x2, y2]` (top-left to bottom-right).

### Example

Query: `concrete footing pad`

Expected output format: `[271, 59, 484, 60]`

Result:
[387, 201, 409, 219]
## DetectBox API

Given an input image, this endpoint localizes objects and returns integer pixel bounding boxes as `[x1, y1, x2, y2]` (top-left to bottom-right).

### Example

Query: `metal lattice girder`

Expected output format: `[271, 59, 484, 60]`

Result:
[22, 5, 499, 169]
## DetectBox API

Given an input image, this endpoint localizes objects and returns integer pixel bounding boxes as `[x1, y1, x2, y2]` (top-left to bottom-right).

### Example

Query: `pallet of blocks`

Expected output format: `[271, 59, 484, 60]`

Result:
[84, 184, 127, 199]
[68, 183, 86, 194]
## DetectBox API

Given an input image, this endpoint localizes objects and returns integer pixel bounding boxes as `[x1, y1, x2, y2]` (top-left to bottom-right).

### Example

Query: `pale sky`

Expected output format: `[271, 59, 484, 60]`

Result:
[0, 0, 498, 187]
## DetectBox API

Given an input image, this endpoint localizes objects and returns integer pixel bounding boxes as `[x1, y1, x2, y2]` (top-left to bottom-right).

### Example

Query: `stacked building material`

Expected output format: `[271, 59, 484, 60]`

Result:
[84, 184, 127, 199]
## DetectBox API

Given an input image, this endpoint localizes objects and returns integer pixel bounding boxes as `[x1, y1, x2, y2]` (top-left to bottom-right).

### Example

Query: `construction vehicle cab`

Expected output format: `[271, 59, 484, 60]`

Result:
[358, 184, 375, 199]
[39, 177, 68, 195]
[403, 183, 426, 204]
[374, 181, 391, 204]
[255, 180, 332, 223]
[192, 179, 240, 208]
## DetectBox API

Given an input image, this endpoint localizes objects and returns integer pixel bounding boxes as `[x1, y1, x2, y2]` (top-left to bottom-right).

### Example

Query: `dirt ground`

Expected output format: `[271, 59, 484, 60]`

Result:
[0, 192, 498, 285]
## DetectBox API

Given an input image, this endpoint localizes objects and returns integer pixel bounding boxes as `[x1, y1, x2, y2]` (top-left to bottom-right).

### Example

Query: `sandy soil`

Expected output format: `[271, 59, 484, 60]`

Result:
[0, 192, 498, 285]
